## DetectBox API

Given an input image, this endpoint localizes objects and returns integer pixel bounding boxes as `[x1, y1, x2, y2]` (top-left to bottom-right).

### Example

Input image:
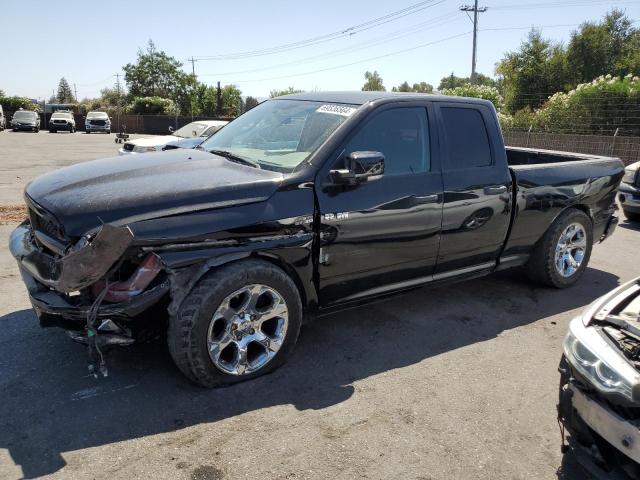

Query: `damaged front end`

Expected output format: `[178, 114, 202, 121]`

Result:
[9, 216, 170, 346]
[559, 277, 640, 479]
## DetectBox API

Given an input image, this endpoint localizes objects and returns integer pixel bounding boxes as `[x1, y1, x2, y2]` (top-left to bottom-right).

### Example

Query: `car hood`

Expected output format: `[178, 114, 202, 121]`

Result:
[25, 149, 284, 237]
[126, 135, 179, 147]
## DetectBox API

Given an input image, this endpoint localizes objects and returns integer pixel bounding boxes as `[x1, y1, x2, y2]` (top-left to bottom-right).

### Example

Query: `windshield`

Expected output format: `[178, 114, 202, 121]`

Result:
[13, 111, 36, 120]
[200, 125, 224, 137]
[173, 122, 211, 138]
[87, 112, 108, 119]
[51, 112, 72, 119]
[199, 100, 356, 172]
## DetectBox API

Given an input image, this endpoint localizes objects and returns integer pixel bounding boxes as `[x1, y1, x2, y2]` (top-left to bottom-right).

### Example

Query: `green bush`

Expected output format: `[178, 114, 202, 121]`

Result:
[127, 96, 178, 115]
[0, 96, 41, 112]
[441, 84, 504, 111]
[534, 74, 640, 134]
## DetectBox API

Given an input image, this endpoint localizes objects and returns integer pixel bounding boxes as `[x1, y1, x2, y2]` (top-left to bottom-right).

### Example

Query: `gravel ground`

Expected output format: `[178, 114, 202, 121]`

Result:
[0, 130, 638, 480]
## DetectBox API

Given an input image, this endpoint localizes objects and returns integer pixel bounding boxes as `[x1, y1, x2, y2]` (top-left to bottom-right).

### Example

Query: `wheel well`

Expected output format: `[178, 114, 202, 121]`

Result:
[250, 253, 308, 310]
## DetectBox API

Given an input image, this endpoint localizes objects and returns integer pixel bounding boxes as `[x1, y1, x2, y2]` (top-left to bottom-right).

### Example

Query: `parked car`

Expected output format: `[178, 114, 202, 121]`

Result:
[559, 277, 640, 479]
[48, 111, 76, 133]
[118, 120, 228, 154]
[85, 111, 111, 134]
[0, 105, 6, 131]
[619, 161, 640, 222]
[162, 122, 228, 150]
[10, 110, 39, 132]
[9, 92, 623, 387]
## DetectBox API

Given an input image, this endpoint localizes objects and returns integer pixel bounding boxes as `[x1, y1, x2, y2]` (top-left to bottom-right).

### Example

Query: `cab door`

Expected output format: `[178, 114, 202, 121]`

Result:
[433, 102, 512, 276]
[315, 104, 444, 306]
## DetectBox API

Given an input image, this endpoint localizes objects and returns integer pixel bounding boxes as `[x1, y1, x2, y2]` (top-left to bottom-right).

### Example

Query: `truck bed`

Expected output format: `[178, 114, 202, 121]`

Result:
[506, 146, 619, 166]
[501, 146, 624, 264]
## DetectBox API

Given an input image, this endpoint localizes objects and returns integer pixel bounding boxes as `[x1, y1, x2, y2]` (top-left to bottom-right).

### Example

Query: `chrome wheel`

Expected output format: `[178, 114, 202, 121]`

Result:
[554, 222, 587, 278]
[207, 284, 288, 376]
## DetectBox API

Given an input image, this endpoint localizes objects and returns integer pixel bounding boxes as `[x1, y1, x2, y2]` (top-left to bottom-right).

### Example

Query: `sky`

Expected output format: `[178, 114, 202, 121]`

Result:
[2, 0, 639, 101]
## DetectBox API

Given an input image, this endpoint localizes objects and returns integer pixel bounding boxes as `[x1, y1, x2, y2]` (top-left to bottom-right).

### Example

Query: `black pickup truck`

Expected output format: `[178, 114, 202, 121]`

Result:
[10, 92, 624, 386]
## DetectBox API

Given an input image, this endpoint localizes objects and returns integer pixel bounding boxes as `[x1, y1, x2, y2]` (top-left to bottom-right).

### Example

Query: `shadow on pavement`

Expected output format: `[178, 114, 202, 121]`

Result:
[618, 218, 640, 232]
[0, 266, 621, 478]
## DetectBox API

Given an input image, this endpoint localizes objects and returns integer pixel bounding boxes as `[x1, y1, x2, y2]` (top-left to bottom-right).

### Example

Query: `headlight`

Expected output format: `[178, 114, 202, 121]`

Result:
[622, 168, 637, 185]
[564, 317, 640, 401]
[133, 145, 157, 153]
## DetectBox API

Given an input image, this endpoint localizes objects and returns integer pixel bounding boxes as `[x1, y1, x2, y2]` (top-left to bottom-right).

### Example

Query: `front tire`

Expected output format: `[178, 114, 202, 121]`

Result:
[526, 209, 593, 288]
[168, 259, 302, 387]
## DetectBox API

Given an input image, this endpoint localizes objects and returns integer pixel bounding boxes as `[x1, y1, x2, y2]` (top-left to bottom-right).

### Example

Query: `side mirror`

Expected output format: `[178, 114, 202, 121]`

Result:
[330, 151, 385, 185]
[168, 126, 174, 133]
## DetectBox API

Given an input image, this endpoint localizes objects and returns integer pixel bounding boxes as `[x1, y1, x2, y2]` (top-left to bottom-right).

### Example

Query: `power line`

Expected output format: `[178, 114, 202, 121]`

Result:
[193, 0, 447, 61]
[200, 12, 461, 77]
[225, 30, 472, 84]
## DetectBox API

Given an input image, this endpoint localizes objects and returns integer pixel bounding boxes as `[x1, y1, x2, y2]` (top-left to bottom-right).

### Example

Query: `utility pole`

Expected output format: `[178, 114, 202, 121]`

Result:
[73, 83, 78, 103]
[114, 73, 122, 132]
[188, 57, 197, 120]
[460, 1, 487, 84]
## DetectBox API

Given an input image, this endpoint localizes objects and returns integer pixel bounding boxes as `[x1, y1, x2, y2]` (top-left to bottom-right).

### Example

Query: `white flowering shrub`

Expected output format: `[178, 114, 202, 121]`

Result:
[441, 84, 504, 111]
[521, 75, 640, 134]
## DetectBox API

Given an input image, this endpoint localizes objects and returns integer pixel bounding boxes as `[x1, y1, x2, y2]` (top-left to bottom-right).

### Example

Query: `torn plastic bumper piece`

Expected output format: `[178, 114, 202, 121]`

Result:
[9, 221, 134, 293]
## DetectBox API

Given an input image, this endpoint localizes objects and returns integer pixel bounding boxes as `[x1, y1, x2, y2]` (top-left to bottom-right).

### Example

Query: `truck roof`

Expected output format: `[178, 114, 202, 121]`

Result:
[279, 90, 495, 107]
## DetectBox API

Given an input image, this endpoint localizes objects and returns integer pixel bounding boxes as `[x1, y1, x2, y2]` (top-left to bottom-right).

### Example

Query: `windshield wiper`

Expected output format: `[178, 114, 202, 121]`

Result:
[208, 149, 261, 169]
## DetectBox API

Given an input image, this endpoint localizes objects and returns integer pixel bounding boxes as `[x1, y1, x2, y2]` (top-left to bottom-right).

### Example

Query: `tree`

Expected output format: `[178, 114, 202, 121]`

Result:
[269, 87, 303, 98]
[128, 96, 178, 115]
[122, 40, 195, 113]
[391, 81, 433, 93]
[56, 77, 74, 103]
[99, 85, 124, 107]
[245, 96, 259, 111]
[221, 84, 242, 117]
[566, 10, 639, 86]
[438, 72, 496, 90]
[0, 89, 5, 98]
[0, 95, 41, 112]
[361, 71, 385, 91]
[496, 30, 567, 113]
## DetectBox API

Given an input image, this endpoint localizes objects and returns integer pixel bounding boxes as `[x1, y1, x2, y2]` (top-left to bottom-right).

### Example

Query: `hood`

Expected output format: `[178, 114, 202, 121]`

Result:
[126, 135, 176, 147]
[25, 149, 284, 236]
[164, 137, 205, 149]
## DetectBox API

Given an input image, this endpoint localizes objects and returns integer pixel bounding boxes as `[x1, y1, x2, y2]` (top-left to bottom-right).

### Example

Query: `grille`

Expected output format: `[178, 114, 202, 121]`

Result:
[90, 119, 106, 126]
[53, 120, 67, 124]
[123, 142, 135, 152]
[29, 206, 65, 244]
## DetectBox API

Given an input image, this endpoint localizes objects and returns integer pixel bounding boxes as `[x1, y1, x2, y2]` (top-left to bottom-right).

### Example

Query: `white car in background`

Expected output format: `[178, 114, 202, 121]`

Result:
[85, 111, 111, 133]
[118, 120, 228, 155]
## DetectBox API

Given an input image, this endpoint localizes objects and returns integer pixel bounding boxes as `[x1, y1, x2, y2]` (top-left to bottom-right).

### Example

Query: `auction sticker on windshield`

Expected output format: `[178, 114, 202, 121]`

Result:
[316, 104, 357, 117]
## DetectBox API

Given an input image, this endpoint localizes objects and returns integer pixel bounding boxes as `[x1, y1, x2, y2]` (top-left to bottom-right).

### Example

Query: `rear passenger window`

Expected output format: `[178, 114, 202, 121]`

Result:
[344, 107, 429, 175]
[441, 107, 492, 169]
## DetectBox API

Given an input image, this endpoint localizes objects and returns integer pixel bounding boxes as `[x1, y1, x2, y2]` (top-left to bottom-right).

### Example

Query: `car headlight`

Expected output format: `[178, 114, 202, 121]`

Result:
[564, 317, 640, 401]
[622, 168, 637, 185]
[133, 145, 157, 153]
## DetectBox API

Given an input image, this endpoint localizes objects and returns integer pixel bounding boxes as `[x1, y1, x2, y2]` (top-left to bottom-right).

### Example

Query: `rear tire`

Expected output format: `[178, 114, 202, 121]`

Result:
[526, 209, 593, 288]
[623, 209, 640, 223]
[168, 259, 302, 387]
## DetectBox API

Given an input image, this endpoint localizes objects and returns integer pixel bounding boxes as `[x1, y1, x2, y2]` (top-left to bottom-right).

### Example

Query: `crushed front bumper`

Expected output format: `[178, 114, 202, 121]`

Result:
[9, 222, 133, 293]
[559, 355, 640, 479]
[10, 221, 168, 330]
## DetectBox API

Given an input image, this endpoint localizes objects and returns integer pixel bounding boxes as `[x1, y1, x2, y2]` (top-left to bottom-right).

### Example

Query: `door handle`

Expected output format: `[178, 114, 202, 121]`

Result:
[484, 185, 507, 195]
[413, 194, 439, 203]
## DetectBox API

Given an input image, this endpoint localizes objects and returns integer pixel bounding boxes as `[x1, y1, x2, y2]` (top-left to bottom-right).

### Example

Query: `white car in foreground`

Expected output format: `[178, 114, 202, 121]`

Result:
[559, 277, 640, 478]
[118, 120, 228, 155]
